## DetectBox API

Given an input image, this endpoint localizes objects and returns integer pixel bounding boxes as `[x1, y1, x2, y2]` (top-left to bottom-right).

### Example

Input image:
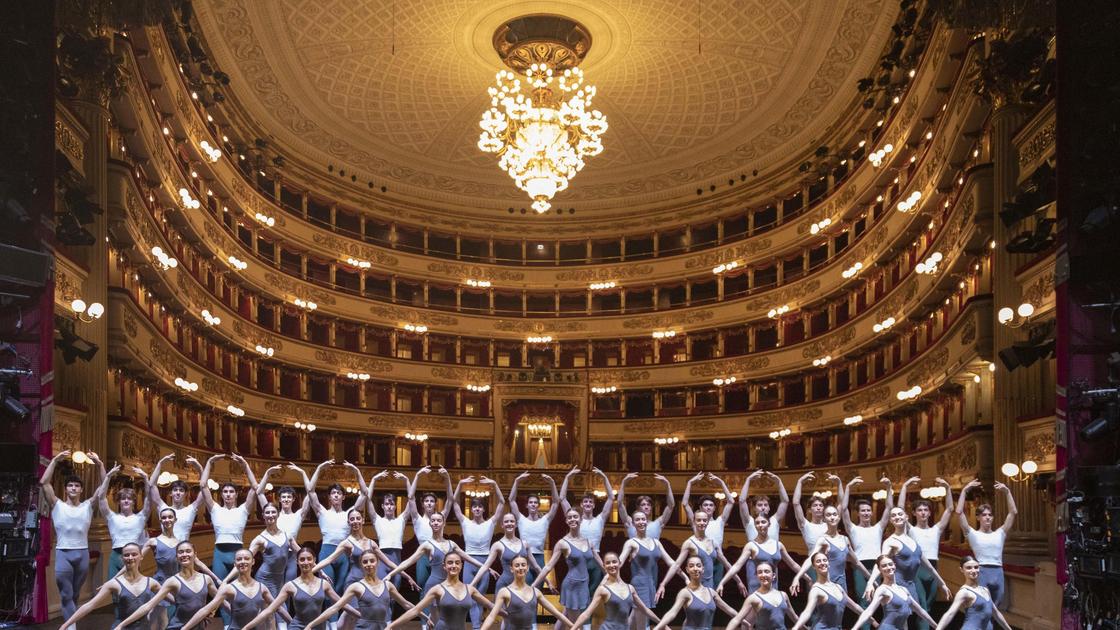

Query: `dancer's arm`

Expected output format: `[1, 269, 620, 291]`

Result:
[530, 539, 568, 589]
[470, 543, 501, 588]
[59, 579, 121, 630]
[438, 467, 454, 518]
[617, 472, 636, 528]
[567, 585, 609, 629]
[542, 474, 561, 521]
[508, 471, 529, 519]
[738, 470, 763, 524]
[996, 481, 1018, 533]
[652, 588, 690, 630]
[199, 455, 223, 510]
[709, 473, 735, 522]
[536, 587, 575, 627]
[934, 588, 972, 630]
[386, 541, 432, 581]
[230, 454, 257, 512]
[188, 455, 210, 510]
[595, 468, 614, 519]
[631, 584, 661, 624]
[841, 475, 861, 532]
[346, 461, 368, 512]
[96, 463, 120, 517]
[323, 581, 363, 619]
[311, 538, 352, 573]
[113, 577, 179, 628]
[305, 459, 334, 515]
[452, 475, 471, 522]
[256, 464, 282, 510]
[681, 472, 702, 522]
[876, 476, 895, 530]
[935, 477, 955, 530]
[559, 467, 578, 512]
[851, 586, 890, 630]
[483, 476, 505, 517]
[918, 553, 951, 598]
[656, 539, 694, 601]
[386, 585, 444, 630]
[149, 453, 174, 510]
[243, 582, 297, 630]
[908, 593, 938, 627]
[792, 472, 814, 529]
[956, 479, 981, 533]
[479, 587, 511, 630]
[790, 587, 824, 630]
[847, 537, 873, 578]
[656, 473, 676, 526]
[718, 546, 753, 594]
[899, 476, 920, 512]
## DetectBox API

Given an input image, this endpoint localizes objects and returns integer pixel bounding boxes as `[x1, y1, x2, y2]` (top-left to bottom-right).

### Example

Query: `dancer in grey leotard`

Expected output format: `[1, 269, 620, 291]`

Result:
[59, 543, 158, 630]
[654, 558, 738, 630]
[165, 574, 212, 629]
[110, 542, 218, 630]
[472, 513, 544, 593]
[727, 561, 797, 630]
[661, 511, 738, 599]
[852, 556, 937, 630]
[533, 508, 598, 617]
[243, 546, 359, 630]
[789, 553, 871, 630]
[569, 552, 661, 630]
[934, 557, 1013, 630]
[307, 549, 422, 630]
[721, 515, 801, 596]
[386, 551, 495, 630]
[177, 548, 286, 630]
[479, 555, 573, 630]
[792, 507, 869, 596]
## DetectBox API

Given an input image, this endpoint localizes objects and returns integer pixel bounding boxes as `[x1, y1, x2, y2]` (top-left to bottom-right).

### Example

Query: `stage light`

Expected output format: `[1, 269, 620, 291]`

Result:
[56, 326, 99, 364]
[998, 336, 1055, 372]
[1080, 403, 1119, 441]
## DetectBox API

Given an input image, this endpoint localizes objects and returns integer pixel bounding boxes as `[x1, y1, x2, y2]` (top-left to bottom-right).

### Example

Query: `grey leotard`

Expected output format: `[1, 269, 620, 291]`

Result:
[424, 541, 455, 593]
[495, 539, 531, 590]
[880, 587, 912, 630]
[600, 585, 634, 630]
[890, 536, 923, 602]
[152, 538, 179, 582]
[228, 582, 266, 630]
[809, 584, 844, 630]
[256, 533, 289, 596]
[687, 537, 716, 587]
[824, 538, 849, 594]
[434, 584, 473, 630]
[682, 587, 717, 630]
[354, 581, 392, 630]
[167, 575, 212, 630]
[752, 592, 788, 630]
[960, 586, 994, 630]
[114, 577, 155, 630]
[346, 537, 374, 586]
[629, 539, 660, 606]
[503, 586, 538, 630]
[560, 542, 591, 609]
[745, 540, 782, 592]
[288, 578, 328, 630]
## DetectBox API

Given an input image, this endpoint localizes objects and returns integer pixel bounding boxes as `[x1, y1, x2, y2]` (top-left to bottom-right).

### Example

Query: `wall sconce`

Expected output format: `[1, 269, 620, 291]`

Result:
[466, 489, 491, 498]
[293, 298, 317, 311]
[712, 260, 740, 274]
[226, 404, 244, 417]
[345, 257, 372, 269]
[812, 356, 832, 367]
[654, 436, 680, 445]
[402, 323, 428, 333]
[404, 432, 428, 442]
[712, 376, 737, 386]
[919, 486, 947, 499]
[812, 490, 833, 499]
[651, 330, 676, 339]
[199, 140, 222, 162]
[254, 212, 276, 227]
[526, 423, 552, 439]
[873, 316, 898, 333]
[70, 299, 105, 323]
[590, 385, 617, 394]
[294, 421, 317, 433]
[997, 302, 1035, 327]
[201, 309, 221, 326]
[896, 190, 922, 213]
[177, 187, 201, 209]
[151, 246, 178, 270]
[767, 305, 791, 319]
[156, 471, 180, 486]
[227, 255, 248, 271]
[346, 372, 371, 381]
[769, 428, 792, 440]
[841, 261, 864, 279]
[465, 279, 491, 288]
[872, 489, 888, 501]
[843, 414, 863, 426]
[915, 251, 943, 275]
[467, 384, 491, 392]
[207, 479, 220, 490]
[589, 281, 617, 290]
[526, 336, 553, 344]
[174, 377, 199, 392]
[896, 385, 923, 401]
[869, 143, 894, 167]
[1001, 460, 1038, 482]
[255, 345, 275, 357]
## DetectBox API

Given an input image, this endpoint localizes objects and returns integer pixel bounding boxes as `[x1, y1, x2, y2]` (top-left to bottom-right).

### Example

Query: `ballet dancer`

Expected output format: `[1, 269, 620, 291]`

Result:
[59, 542, 158, 630]
[792, 473, 830, 555]
[560, 468, 614, 596]
[509, 471, 560, 582]
[851, 556, 937, 630]
[41, 449, 104, 620]
[657, 510, 743, 599]
[788, 552, 869, 630]
[386, 551, 496, 630]
[200, 452, 258, 623]
[452, 475, 505, 630]
[306, 549, 422, 629]
[790, 504, 870, 595]
[532, 507, 600, 625]
[303, 460, 368, 592]
[933, 556, 1013, 630]
[472, 512, 545, 592]
[619, 510, 682, 630]
[181, 547, 290, 630]
[99, 465, 152, 579]
[725, 562, 797, 630]
[653, 556, 738, 630]
[739, 470, 790, 543]
[719, 515, 800, 594]
[568, 552, 661, 630]
[900, 476, 954, 629]
[956, 480, 1016, 609]
[242, 546, 360, 630]
[135, 507, 217, 628]
[114, 540, 219, 629]
[840, 476, 893, 604]
[149, 453, 211, 541]
[480, 555, 573, 630]
[257, 464, 313, 581]
[682, 473, 736, 586]
[368, 470, 412, 585]
[618, 473, 675, 541]
[408, 466, 454, 591]
[244, 503, 298, 628]
[862, 508, 950, 612]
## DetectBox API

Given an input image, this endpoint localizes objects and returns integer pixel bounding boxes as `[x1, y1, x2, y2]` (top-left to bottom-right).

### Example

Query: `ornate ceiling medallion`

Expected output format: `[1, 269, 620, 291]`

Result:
[478, 14, 607, 214]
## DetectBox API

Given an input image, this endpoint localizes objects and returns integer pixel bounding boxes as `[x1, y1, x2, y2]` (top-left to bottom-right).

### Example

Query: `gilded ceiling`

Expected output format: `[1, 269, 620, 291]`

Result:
[195, 0, 896, 213]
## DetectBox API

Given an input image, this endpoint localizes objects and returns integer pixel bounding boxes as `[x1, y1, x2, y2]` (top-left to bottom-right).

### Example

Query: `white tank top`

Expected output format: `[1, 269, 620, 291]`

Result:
[848, 523, 885, 561]
[911, 524, 943, 561]
[800, 521, 829, 552]
[211, 504, 249, 544]
[107, 511, 149, 549]
[626, 517, 663, 540]
[462, 518, 498, 555]
[413, 514, 433, 544]
[518, 514, 549, 553]
[375, 514, 406, 549]
[319, 509, 350, 545]
[52, 500, 94, 550]
[705, 514, 725, 546]
[745, 515, 782, 542]
[171, 503, 198, 542]
[581, 514, 606, 551]
[966, 528, 1005, 566]
[276, 511, 304, 541]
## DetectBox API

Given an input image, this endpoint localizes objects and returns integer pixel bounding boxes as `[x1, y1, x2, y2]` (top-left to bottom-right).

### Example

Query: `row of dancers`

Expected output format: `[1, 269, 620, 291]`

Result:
[42, 453, 1018, 630]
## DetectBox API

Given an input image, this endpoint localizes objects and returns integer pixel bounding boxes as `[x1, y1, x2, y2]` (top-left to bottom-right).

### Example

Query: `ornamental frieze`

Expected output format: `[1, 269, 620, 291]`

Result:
[741, 279, 822, 313]
[203, 221, 236, 253]
[232, 321, 284, 352]
[960, 314, 978, 345]
[55, 118, 85, 162]
[175, 274, 212, 312]
[264, 400, 338, 423]
[148, 338, 187, 379]
[905, 346, 951, 388]
[683, 239, 772, 269]
[314, 350, 393, 374]
[201, 376, 245, 404]
[798, 188, 857, 235]
[369, 304, 457, 326]
[1024, 431, 1056, 462]
[56, 268, 81, 304]
[1022, 270, 1056, 308]
[871, 279, 919, 324]
[311, 233, 399, 267]
[426, 262, 524, 282]
[122, 430, 162, 468]
[263, 272, 338, 306]
[747, 408, 822, 428]
[555, 266, 654, 282]
[366, 414, 459, 431]
[430, 366, 489, 382]
[622, 419, 715, 434]
[588, 369, 650, 385]
[53, 421, 81, 452]
[621, 310, 714, 330]
[493, 320, 587, 333]
[229, 181, 286, 227]
[688, 356, 770, 378]
[1018, 120, 1056, 169]
[882, 459, 922, 482]
[801, 326, 857, 359]
[122, 312, 138, 339]
[935, 442, 977, 477]
[843, 385, 892, 413]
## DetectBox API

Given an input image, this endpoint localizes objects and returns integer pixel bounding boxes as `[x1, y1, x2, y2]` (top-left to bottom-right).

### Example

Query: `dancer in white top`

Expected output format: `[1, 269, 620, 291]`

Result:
[560, 467, 614, 597]
[368, 469, 412, 586]
[682, 472, 736, 587]
[789, 504, 870, 595]
[840, 475, 892, 621]
[300, 459, 367, 603]
[719, 514, 801, 594]
[99, 465, 152, 579]
[452, 475, 505, 630]
[509, 471, 560, 583]
[739, 470, 790, 542]
[408, 466, 454, 592]
[40, 450, 105, 620]
[956, 479, 1016, 610]
[901, 476, 954, 629]
[618, 473, 675, 540]
[149, 453, 211, 541]
[256, 463, 313, 582]
[200, 453, 258, 624]
[657, 510, 743, 599]
[792, 472, 830, 552]
[619, 511, 683, 630]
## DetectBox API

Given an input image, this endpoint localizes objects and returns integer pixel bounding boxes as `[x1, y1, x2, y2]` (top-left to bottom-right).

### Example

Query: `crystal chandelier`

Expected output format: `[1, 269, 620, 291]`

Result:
[478, 16, 607, 214]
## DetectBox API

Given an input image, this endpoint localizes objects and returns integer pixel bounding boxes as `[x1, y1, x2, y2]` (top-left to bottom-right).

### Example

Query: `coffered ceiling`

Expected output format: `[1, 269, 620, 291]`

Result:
[195, 0, 897, 215]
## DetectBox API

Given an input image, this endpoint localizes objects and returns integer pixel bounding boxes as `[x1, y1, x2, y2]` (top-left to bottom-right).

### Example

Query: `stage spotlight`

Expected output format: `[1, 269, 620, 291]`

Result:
[56, 213, 95, 246]
[998, 335, 1055, 372]
[55, 327, 99, 364]
[1081, 204, 1117, 236]
[1005, 218, 1056, 254]
[0, 381, 29, 421]
[1080, 403, 1119, 442]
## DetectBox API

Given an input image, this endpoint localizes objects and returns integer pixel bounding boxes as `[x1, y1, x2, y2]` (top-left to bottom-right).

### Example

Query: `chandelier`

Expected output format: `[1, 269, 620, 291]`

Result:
[478, 16, 607, 214]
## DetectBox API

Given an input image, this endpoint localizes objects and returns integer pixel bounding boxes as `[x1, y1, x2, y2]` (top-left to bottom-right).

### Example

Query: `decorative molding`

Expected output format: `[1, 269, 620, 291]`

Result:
[430, 366, 489, 382]
[426, 262, 523, 282]
[882, 459, 922, 482]
[688, 356, 770, 378]
[53, 421, 82, 452]
[201, 376, 245, 404]
[232, 321, 284, 352]
[872, 278, 919, 323]
[906, 346, 950, 387]
[842, 385, 891, 413]
[935, 441, 977, 476]
[148, 339, 187, 378]
[555, 266, 654, 282]
[121, 430, 162, 468]
[747, 408, 821, 428]
[314, 349, 393, 374]
[1018, 120, 1055, 168]
[493, 320, 587, 333]
[367, 414, 460, 431]
[960, 313, 978, 345]
[622, 310, 714, 330]
[588, 369, 650, 385]
[311, 233, 399, 266]
[684, 239, 773, 269]
[369, 304, 458, 326]
[1022, 270, 1055, 307]
[56, 268, 82, 304]
[801, 326, 857, 359]
[1023, 432, 1056, 462]
[122, 312, 138, 338]
[264, 400, 338, 422]
[622, 419, 715, 434]
[262, 272, 338, 306]
[55, 118, 85, 162]
[742, 279, 823, 313]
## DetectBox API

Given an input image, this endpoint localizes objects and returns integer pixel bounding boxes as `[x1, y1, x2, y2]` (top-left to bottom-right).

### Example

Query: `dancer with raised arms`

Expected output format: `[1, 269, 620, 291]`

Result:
[480, 555, 573, 630]
[841, 476, 893, 605]
[99, 465, 152, 578]
[790, 502, 870, 595]
[306, 549, 422, 630]
[471, 512, 545, 593]
[568, 552, 661, 630]
[788, 552, 869, 630]
[533, 507, 601, 626]
[725, 562, 797, 630]
[934, 556, 1013, 630]
[243, 503, 299, 628]
[303, 459, 368, 592]
[682, 473, 736, 586]
[149, 453, 212, 541]
[509, 471, 560, 581]
[739, 470, 790, 543]
[956, 479, 1016, 610]
[719, 515, 801, 594]
[134, 507, 217, 628]
[452, 475, 505, 630]
[386, 551, 496, 630]
[368, 470, 412, 586]
[243, 546, 359, 630]
[113, 540, 219, 630]
[851, 555, 938, 630]
[618, 473, 675, 541]
[900, 476, 954, 629]
[653, 556, 738, 630]
[60, 542, 158, 630]
[257, 464, 313, 581]
[409, 466, 455, 591]
[181, 547, 290, 630]
[862, 507, 950, 612]
[560, 468, 614, 597]
[657, 510, 743, 600]
[620, 510, 683, 630]
[200, 453, 258, 623]
[41, 449, 104, 621]
[792, 473, 831, 556]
